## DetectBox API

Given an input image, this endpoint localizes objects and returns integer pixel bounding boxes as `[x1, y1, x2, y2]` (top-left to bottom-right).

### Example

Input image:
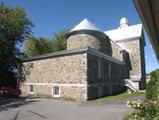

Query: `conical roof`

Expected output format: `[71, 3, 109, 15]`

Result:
[70, 18, 101, 32]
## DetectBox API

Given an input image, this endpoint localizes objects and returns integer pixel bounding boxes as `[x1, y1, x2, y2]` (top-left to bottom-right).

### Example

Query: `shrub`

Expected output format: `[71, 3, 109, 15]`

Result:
[124, 70, 159, 120]
[146, 70, 159, 100]
[126, 100, 159, 120]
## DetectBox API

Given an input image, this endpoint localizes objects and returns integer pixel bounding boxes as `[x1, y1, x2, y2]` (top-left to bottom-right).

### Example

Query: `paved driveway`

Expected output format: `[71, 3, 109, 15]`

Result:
[0, 97, 141, 120]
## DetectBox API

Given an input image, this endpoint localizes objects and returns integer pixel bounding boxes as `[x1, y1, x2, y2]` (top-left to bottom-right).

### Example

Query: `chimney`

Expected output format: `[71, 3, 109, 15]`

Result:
[119, 17, 129, 28]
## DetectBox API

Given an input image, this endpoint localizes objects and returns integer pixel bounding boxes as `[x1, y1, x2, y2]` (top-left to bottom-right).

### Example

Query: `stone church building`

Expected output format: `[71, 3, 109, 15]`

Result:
[19, 17, 146, 101]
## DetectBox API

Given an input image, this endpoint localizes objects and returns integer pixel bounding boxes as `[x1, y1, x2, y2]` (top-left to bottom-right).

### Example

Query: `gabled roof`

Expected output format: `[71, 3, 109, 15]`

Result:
[104, 24, 142, 41]
[70, 18, 101, 32]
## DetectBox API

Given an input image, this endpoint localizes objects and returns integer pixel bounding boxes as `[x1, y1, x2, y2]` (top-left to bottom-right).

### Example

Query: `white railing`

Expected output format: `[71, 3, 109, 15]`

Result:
[125, 79, 138, 92]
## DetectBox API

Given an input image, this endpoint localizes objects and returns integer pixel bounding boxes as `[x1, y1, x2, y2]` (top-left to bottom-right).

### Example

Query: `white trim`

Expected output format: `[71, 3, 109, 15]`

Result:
[86, 83, 124, 87]
[130, 75, 141, 82]
[115, 37, 140, 43]
[52, 86, 61, 97]
[23, 83, 87, 87]
[23, 82, 123, 87]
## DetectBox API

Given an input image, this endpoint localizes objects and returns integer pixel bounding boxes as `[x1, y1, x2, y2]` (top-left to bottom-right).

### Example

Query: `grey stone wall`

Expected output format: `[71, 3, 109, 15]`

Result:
[117, 37, 146, 90]
[118, 39, 141, 76]
[61, 86, 87, 100]
[87, 53, 126, 100]
[109, 41, 131, 79]
[20, 50, 127, 101]
[67, 33, 112, 56]
[67, 34, 101, 51]
[21, 54, 87, 84]
[21, 84, 52, 96]
[110, 41, 123, 61]
[20, 53, 88, 100]
[21, 84, 87, 101]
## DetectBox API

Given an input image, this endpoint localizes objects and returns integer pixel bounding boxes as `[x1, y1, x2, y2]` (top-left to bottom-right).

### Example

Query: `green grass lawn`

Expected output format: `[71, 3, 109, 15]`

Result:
[86, 92, 145, 104]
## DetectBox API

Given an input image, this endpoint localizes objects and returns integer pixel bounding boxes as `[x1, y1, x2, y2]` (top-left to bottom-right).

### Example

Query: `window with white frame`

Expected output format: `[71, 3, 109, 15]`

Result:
[29, 85, 34, 94]
[52, 86, 60, 97]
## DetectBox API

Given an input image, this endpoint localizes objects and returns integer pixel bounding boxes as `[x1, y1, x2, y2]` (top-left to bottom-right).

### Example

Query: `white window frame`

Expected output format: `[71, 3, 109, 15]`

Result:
[28, 85, 34, 94]
[98, 60, 101, 79]
[108, 64, 111, 79]
[52, 86, 60, 97]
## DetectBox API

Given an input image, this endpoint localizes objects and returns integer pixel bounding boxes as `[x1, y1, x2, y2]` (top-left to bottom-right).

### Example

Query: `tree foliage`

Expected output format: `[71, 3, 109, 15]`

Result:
[146, 69, 159, 100]
[24, 36, 53, 56]
[0, 3, 33, 86]
[53, 29, 67, 51]
[24, 29, 68, 57]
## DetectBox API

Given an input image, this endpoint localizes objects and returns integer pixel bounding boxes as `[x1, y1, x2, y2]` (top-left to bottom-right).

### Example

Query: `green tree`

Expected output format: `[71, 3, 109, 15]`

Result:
[37, 37, 53, 54]
[24, 36, 53, 56]
[53, 29, 68, 51]
[24, 29, 68, 57]
[24, 36, 54, 56]
[0, 3, 33, 86]
[24, 36, 38, 57]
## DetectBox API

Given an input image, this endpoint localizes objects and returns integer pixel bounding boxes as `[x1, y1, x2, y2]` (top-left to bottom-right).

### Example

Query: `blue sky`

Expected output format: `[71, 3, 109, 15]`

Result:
[1, 0, 158, 73]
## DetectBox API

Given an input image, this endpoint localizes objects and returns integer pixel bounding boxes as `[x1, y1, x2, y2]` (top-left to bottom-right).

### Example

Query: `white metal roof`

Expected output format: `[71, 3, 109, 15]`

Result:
[70, 18, 101, 32]
[104, 24, 142, 41]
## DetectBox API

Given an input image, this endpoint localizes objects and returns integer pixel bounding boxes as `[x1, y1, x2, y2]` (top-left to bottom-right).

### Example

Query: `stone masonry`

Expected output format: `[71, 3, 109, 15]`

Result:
[117, 37, 146, 89]
[66, 31, 112, 56]
[20, 53, 88, 100]
[19, 18, 146, 101]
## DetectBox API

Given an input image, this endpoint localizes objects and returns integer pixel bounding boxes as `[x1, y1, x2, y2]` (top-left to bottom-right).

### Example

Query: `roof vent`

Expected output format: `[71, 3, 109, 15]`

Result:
[119, 17, 129, 28]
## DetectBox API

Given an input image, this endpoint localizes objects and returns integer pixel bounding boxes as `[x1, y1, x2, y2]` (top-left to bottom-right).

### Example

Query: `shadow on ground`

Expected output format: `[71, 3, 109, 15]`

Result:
[0, 97, 40, 112]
